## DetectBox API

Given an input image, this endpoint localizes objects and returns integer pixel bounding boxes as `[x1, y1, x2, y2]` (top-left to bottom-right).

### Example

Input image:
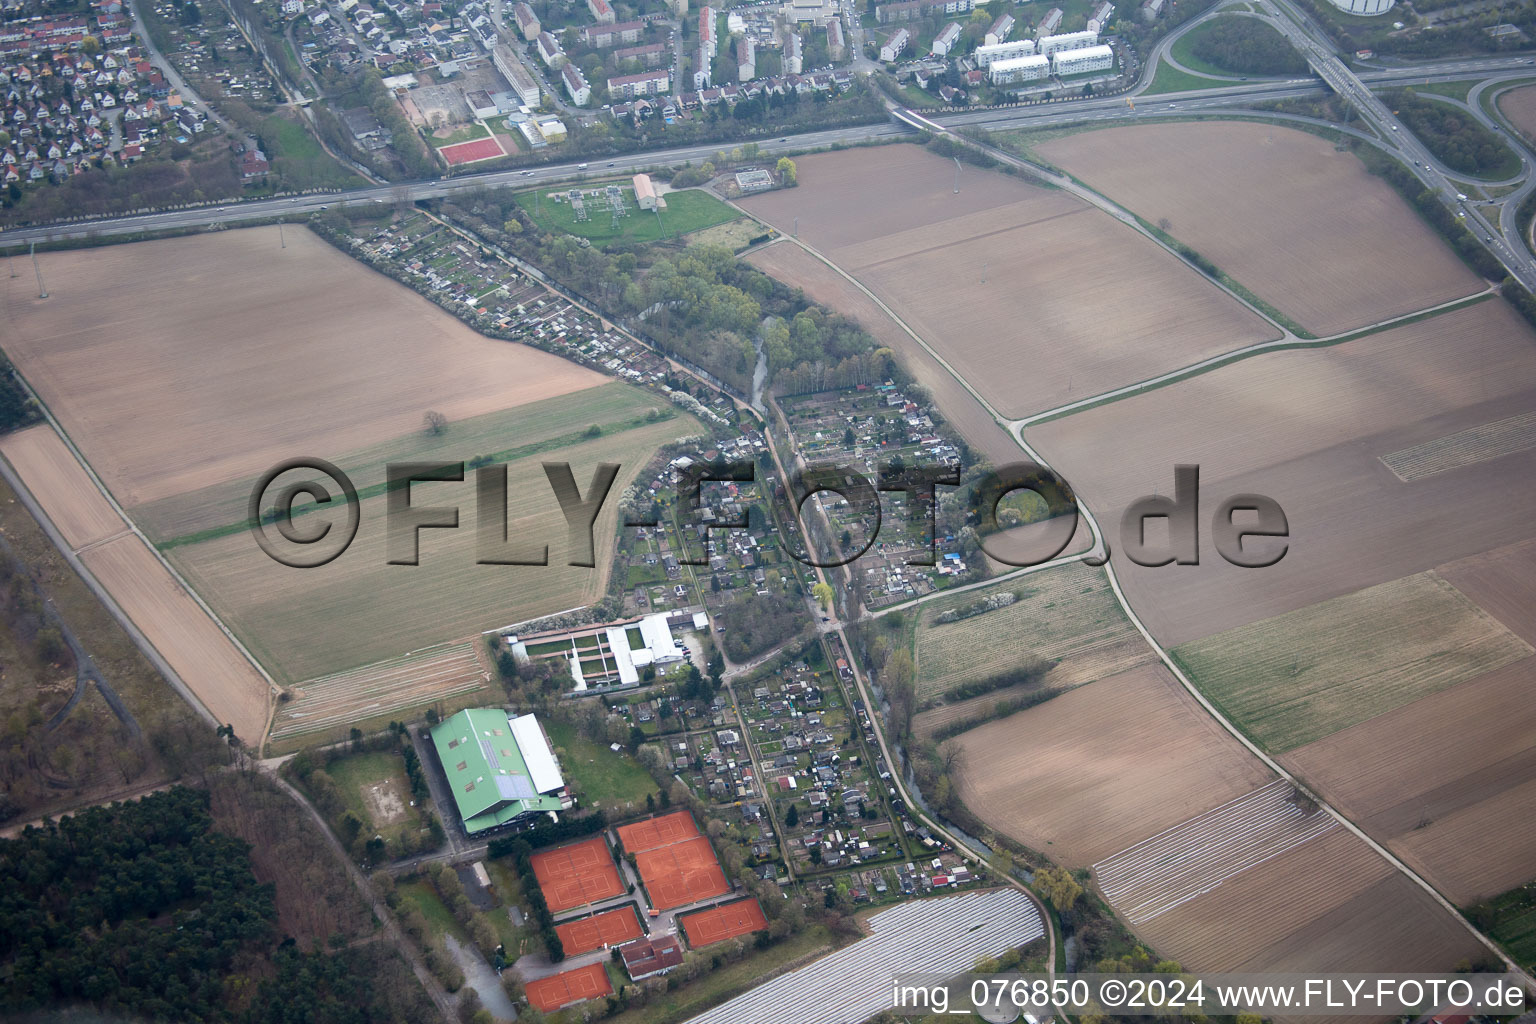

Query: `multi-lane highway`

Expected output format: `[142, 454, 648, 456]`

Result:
[4, 35, 1536, 260]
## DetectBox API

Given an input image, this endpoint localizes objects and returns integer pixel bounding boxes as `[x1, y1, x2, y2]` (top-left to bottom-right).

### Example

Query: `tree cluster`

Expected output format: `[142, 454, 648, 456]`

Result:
[1382, 88, 1516, 179]
[1189, 17, 1308, 76]
[714, 588, 815, 662]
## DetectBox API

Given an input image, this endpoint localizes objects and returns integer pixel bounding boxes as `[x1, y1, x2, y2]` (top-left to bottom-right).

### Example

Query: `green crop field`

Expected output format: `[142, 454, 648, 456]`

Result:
[166, 403, 701, 684]
[514, 187, 742, 244]
[142, 382, 672, 544]
[1174, 571, 1534, 753]
[914, 561, 1142, 697]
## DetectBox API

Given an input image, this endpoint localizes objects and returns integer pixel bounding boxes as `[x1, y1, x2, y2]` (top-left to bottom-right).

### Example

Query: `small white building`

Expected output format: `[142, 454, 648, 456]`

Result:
[931, 22, 961, 55]
[633, 172, 659, 209]
[1086, 1, 1115, 33]
[562, 64, 591, 105]
[1036, 7, 1063, 35]
[785, 30, 804, 72]
[1052, 42, 1113, 74]
[512, 1, 540, 39]
[988, 52, 1049, 83]
[879, 26, 910, 61]
[736, 34, 756, 80]
[984, 12, 1013, 44]
[535, 30, 564, 67]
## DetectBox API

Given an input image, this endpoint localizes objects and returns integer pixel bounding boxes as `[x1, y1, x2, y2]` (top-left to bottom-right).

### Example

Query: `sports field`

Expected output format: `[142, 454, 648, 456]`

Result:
[439, 135, 506, 165]
[951, 662, 1272, 866]
[516, 187, 741, 244]
[530, 836, 626, 913]
[1174, 571, 1532, 753]
[1036, 120, 1485, 334]
[555, 906, 645, 956]
[681, 899, 768, 947]
[525, 962, 613, 1013]
[738, 144, 1277, 419]
[618, 811, 731, 910]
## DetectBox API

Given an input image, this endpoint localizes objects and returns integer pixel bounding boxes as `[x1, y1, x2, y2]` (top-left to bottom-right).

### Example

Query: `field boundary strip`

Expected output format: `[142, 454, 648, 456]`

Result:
[0, 374, 280, 743]
[269, 642, 488, 741]
[1379, 410, 1536, 481]
[1092, 780, 1338, 924]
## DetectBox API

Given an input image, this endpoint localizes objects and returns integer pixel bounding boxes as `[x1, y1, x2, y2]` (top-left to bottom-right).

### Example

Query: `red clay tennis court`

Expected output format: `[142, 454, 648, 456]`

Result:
[531, 836, 625, 913]
[680, 898, 768, 947]
[438, 136, 505, 165]
[617, 812, 731, 910]
[555, 906, 645, 956]
[617, 809, 702, 852]
[525, 962, 613, 1013]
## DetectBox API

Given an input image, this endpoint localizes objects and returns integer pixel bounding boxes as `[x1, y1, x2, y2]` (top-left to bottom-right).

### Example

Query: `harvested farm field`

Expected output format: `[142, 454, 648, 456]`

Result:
[1130, 825, 1484, 975]
[1026, 298, 1536, 647]
[1285, 657, 1536, 905]
[738, 145, 1277, 419]
[1172, 571, 1532, 753]
[914, 561, 1146, 698]
[0, 226, 606, 510]
[951, 661, 1272, 866]
[1035, 121, 1485, 335]
[1438, 535, 1536, 646]
[1499, 84, 1536, 148]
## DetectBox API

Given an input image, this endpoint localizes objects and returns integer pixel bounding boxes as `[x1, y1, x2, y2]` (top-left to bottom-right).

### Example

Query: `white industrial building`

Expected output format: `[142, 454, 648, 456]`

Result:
[492, 44, 541, 106]
[1038, 29, 1098, 57]
[974, 38, 1034, 67]
[931, 21, 961, 55]
[989, 52, 1049, 83]
[1327, 0, 1393, 12]
[880, 26, 910, 61]
[1052, 42, 1114, 74]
